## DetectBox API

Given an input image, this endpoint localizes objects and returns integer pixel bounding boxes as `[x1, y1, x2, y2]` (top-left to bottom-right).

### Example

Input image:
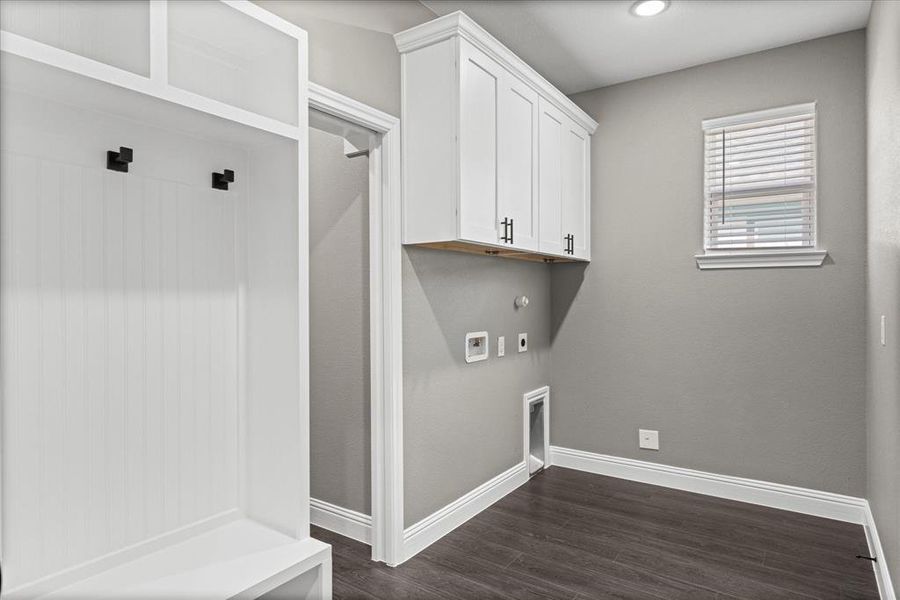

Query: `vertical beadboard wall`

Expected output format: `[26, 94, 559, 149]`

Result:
[0, 96, 243, 588]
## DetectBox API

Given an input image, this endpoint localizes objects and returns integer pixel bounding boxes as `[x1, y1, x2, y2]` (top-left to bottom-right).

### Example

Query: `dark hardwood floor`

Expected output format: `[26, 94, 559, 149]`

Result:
[312, 467, 879, 600]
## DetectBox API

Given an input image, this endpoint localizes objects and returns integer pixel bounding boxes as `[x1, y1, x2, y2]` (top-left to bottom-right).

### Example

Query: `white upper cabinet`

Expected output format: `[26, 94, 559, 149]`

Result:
[539, 98, 591, 260]
[396, 11, 597, 262]
[538, 98, 565, 256]
[498, 71, 540, 251]
[562, 120, 591, 259]
[458, 40, 502, 245]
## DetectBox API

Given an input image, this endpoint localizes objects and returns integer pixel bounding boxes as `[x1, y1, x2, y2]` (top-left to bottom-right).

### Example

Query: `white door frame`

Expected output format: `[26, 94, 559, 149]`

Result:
[308, 83, 404, 565]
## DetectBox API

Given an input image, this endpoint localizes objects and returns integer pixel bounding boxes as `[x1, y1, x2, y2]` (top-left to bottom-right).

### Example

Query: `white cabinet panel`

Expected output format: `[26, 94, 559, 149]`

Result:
[458, 41, 501, 245]
[562, 123, 590, 260]
[498, 74, 539, 251]
[538, 98, 564, 256]
[539, 97, 590, 260]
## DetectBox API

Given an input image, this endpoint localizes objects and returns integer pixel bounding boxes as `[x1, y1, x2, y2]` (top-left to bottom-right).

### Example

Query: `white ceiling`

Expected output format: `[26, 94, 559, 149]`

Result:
[419, 0, 871, 94]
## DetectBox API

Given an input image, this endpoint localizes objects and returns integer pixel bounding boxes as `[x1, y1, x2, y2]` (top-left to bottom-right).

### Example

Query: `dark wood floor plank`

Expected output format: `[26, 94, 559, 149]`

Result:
[313, 468, 878, 599]
[763, 549, 877, 585]
[434, 524, 524, 568]
[528, 470, 865, 558]
[394, 555, 515, 600]
[506, 552, 664, 600]
[614, 544, 822, 600]
[420, 539, 577, 600]
[459, 517, 720, 599]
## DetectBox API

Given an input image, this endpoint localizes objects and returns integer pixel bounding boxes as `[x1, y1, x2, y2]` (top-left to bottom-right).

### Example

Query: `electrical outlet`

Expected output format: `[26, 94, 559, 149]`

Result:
[497, 336, 505, 357]
[518, 333, 528, 353]
[639, 429, 659, 451]
[881, 315, 886, 346]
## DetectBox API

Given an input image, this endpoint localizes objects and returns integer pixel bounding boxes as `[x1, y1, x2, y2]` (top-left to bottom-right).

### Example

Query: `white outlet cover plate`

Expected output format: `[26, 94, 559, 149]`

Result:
[497, 336, 505, 357]
[639, 429, 659, 450]
[518, 333, 528, 352]
[465, 331, 489, 363]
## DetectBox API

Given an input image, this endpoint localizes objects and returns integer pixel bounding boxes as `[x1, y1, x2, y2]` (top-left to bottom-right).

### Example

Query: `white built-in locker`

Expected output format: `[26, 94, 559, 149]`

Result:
[0, 1, 330, 598]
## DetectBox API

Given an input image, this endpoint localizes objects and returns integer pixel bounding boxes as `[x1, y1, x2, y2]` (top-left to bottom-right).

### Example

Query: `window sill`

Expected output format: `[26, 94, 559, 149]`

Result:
[695, 249, 828, 270]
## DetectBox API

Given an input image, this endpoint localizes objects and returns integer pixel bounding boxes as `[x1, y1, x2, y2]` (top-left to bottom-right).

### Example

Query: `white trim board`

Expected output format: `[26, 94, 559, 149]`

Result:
[864, 502, 897, 600]
[307, 83, 404, 566]
[695, 249, 828, 270]
[550, 446, 868, 525]
[310, 499, 372, 546]
[401, 462, 528, 563]
[523, 387, 550, 475]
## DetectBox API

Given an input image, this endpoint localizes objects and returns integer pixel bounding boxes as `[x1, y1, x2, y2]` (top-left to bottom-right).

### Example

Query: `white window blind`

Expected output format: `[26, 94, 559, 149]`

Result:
[702, 103, 816, 250]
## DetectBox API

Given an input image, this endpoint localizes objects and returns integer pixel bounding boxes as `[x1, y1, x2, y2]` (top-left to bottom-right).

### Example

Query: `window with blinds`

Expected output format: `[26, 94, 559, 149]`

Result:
[702, 103, 816, 251]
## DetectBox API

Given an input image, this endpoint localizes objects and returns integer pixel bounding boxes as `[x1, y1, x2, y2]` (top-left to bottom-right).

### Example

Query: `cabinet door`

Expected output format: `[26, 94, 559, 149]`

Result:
[458, 40, 502, 246]
[562, 121, 591, 260]
[538, 98, 565, 256]
[497, 73, 539, 251]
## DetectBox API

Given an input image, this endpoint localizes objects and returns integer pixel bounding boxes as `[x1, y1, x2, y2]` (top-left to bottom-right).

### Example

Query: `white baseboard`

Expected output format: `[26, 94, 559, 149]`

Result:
[310, 498, 372, 545]
[864, 502, 897, 600]
[550, 446, 868, 524]
[401, 462, 528, 563]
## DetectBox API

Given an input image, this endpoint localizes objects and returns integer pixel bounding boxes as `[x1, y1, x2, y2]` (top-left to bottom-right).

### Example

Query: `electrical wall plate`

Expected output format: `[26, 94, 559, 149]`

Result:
[465, 331, 489, 363]
[639, 429, 660, 450]
[518, 332, 528, 352]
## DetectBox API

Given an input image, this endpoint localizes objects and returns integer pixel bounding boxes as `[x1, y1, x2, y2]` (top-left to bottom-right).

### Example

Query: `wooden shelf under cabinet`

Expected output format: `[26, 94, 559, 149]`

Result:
[411, 241, 583, 263]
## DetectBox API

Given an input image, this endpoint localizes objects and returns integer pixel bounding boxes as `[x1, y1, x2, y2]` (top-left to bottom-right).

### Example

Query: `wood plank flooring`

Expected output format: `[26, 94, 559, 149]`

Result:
[312, 467, 879, 600]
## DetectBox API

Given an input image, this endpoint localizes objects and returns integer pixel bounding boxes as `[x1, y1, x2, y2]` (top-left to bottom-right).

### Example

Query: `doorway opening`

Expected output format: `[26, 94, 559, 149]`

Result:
[308, 109, 374, 549]
[306, 85, 403, 565]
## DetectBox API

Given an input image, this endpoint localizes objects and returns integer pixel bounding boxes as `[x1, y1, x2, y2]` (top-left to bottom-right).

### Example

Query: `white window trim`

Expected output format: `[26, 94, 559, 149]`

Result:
[695, 248, 827, 269]
[696, 102, 828, 270]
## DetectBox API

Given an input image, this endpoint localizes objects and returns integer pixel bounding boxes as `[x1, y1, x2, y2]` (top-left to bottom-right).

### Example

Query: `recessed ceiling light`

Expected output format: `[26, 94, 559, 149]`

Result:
[630, 0, 670, 17]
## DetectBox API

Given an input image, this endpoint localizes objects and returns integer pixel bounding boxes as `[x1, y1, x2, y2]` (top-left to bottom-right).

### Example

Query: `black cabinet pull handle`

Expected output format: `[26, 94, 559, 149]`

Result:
[501, 217, 515, 244]
[509, 218, 514, 245]
[564, 233, 574, 255]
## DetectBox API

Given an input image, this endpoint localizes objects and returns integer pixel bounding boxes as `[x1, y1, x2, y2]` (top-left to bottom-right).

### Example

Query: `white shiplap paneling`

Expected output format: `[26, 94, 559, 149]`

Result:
[0, 152, 240, 589]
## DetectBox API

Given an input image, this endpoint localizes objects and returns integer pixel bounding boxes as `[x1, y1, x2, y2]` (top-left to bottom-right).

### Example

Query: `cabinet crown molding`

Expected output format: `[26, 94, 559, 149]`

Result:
[394, 11, 598, 135]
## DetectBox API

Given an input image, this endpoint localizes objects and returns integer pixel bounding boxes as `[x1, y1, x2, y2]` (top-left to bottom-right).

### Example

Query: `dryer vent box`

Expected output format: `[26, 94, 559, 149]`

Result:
[465, 331, 489, 363]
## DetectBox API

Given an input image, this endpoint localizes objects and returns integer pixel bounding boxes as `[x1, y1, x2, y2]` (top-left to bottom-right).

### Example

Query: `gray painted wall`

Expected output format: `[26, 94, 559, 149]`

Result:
[552, 31, 868, 496]
[257, 2, 551, 526]
[866, 0, 900, 591]
[403, 250, 551, 526]
[256, 0, 434, 116]
[309, 127, 371, 514]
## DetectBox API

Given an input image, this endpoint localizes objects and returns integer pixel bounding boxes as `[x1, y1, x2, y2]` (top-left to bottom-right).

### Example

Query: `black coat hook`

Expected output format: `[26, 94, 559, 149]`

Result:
[107, 146, 133, 172]
[212, 169, 235, 191]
